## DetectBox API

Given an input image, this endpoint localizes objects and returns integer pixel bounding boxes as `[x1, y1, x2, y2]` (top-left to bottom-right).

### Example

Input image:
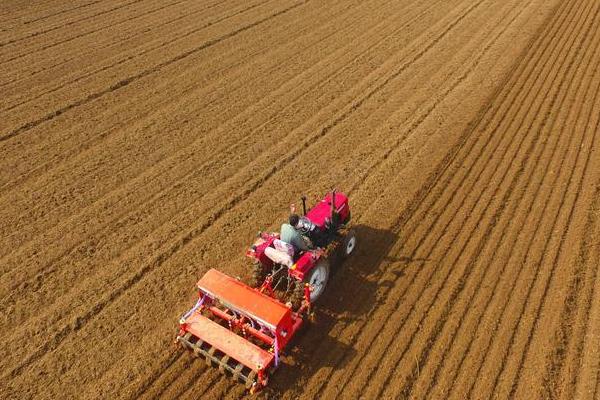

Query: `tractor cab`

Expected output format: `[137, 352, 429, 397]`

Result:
[248, 191, 350, 270]
[245, 191, 355, 306]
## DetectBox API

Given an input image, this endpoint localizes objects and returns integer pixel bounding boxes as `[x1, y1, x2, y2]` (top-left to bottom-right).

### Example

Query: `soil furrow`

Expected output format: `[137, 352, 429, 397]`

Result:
[567, 184, 600, 400]
[0, 0, 198, 66]
[472, 3, 600, 396]
[0, 0, 151, 47]
[309, 2, 544, 397]
[425, 0, 586, 395]
[0, 0, 428, 314]
[504, 50, 600, 400]
[419, 1, 599, 397]
[0, 0, 227, 85]
[0, 0, 261, 107]
[360, 0, 592, 396]
[450, 5, 600, 396]
[0, 0, 305, 142]
[300, 0, 572, 396]
[3, 0, 469, 387]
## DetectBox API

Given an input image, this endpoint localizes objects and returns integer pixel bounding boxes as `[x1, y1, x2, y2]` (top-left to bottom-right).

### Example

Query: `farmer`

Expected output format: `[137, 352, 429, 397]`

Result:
[280, 214, 313, 252]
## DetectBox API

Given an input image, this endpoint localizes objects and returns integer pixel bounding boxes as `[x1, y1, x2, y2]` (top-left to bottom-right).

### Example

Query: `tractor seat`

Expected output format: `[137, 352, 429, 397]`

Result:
[264, 239, 295, 267]
[264, 247, 293, 267]
[273, 239, 294, 256]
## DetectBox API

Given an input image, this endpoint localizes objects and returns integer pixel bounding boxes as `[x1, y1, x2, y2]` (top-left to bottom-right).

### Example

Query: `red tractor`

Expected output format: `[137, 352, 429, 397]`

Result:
[176, 191, 356, 392]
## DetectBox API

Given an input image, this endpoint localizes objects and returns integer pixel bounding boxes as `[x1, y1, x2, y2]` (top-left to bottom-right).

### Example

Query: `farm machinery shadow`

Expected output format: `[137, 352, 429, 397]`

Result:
[265, 223, 420, 395]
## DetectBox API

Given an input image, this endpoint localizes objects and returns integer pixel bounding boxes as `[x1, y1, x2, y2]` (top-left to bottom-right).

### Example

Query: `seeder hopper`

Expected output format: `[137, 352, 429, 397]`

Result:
[176, 191, 356, 392]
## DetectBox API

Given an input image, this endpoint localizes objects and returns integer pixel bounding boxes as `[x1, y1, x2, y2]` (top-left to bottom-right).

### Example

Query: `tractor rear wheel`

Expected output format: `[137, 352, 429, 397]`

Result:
[305, 258, 330, 303]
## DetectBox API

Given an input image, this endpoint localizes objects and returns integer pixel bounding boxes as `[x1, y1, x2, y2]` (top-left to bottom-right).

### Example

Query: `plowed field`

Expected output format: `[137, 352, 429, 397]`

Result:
[2, 0, 600, 399]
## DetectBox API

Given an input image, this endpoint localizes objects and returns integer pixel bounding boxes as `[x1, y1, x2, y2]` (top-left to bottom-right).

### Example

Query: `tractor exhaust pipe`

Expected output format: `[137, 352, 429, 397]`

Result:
[331, 189, 336, 217]
[301, 196, 307, 216]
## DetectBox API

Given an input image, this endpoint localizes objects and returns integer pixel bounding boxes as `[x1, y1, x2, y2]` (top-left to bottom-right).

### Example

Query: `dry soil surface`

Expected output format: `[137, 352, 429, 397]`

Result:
[1, 0, 600, 399]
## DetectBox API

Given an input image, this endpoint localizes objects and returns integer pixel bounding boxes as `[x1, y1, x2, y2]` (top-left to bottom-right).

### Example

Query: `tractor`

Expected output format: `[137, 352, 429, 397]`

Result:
[176, 191, 356, 392]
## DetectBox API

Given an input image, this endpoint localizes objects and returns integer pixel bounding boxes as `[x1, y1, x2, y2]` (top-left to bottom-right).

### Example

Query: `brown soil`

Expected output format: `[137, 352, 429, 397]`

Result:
[1, 0, 599, 399]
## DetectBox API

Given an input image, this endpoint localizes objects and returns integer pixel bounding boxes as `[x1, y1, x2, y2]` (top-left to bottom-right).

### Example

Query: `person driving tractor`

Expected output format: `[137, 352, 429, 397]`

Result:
[280, 214, 313, 252]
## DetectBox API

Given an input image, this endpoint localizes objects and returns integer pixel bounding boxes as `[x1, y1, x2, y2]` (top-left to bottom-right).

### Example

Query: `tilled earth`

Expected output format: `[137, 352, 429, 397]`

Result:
[1, 0, 600, 399]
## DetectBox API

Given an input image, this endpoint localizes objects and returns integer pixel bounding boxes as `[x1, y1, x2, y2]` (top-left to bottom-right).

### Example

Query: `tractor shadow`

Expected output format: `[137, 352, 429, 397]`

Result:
[323, 223, 406, 317]
[265, 223, 421, 396]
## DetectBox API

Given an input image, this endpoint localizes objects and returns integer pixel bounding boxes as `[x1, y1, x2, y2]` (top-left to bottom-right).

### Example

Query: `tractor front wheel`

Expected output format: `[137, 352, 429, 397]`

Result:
[342, 230, 357, 258]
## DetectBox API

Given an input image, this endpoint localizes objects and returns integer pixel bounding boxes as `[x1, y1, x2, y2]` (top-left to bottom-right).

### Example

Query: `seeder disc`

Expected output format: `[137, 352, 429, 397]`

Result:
[219, 355, 230, 373]
[206, 346, 216, 366]
[245, 370, 257, 389]
[232, 363, 244, 382]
